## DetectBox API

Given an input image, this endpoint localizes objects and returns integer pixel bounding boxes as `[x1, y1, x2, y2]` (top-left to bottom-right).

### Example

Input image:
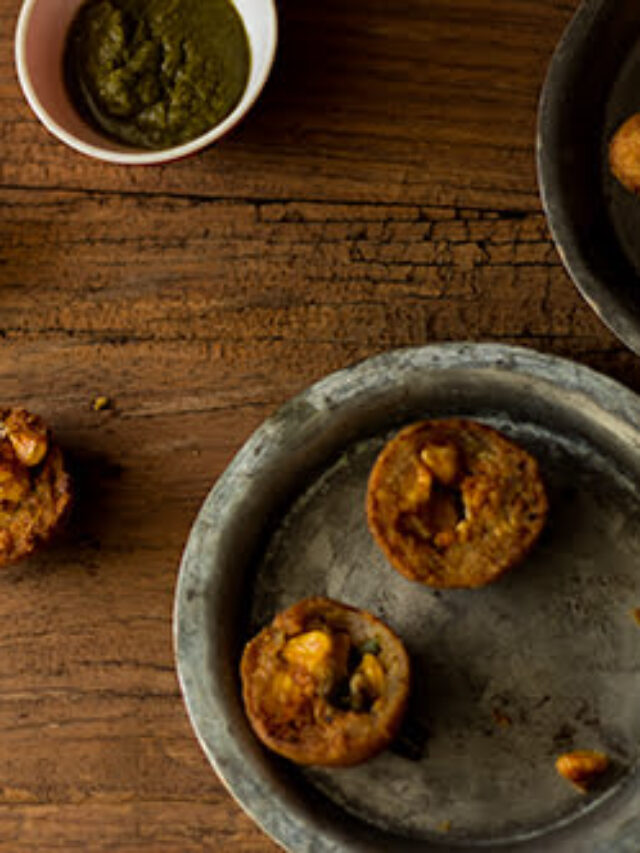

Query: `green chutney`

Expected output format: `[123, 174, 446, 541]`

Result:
[64, 0, 250, 150]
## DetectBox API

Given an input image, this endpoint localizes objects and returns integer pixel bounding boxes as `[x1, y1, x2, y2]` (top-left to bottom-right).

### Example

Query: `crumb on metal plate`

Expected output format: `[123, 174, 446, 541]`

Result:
[555, 749, 610, 792]
[492, 707, 512, 728]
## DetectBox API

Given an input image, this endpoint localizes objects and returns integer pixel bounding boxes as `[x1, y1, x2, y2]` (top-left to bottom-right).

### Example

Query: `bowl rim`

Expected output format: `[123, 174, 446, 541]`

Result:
[536, 0, 640, 357]
[13, 0, 278, 165]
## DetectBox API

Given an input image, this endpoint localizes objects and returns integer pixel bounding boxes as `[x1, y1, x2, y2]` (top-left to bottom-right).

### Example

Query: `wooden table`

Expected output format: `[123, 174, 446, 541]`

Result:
[0, 0, 635, 849]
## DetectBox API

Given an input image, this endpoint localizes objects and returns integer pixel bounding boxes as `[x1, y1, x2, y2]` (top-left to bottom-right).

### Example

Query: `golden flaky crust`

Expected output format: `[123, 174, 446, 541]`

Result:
[240, 597, 410, 766]
[609, 113, 640, 194]
[0, 408, 71, 567]
[366, 419, 548, 588]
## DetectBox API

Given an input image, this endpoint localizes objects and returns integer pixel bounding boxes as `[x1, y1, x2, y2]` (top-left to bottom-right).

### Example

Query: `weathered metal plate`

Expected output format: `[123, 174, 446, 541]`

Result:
[174, 343, 640, 852]
[538, 0, 640, 356]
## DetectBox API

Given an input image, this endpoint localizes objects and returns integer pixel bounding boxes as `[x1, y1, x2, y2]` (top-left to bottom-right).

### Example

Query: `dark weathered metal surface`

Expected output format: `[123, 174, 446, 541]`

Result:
[175, 343, 640, 852]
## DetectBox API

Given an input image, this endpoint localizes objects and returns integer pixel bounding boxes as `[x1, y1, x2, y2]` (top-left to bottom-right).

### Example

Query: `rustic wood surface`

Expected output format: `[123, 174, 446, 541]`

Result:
[0, 0, 635, 849]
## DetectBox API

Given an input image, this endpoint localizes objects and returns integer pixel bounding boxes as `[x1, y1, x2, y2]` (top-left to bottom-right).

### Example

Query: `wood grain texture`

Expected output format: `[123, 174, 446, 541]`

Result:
[2, 0, 637, 849]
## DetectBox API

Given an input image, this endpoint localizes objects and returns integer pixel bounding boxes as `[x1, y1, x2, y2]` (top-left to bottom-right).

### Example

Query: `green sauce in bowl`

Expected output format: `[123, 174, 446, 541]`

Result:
[64, 0, 250, 150]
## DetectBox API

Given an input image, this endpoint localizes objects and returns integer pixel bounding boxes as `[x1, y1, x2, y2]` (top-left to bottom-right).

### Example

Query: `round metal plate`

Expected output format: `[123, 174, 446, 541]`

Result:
[174, 343, 640, 852]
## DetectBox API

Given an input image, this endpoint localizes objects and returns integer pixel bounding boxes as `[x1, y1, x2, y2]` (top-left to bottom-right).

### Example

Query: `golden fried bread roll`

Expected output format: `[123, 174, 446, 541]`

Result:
[366, 419, 547, 588]
[240, 597, 410, 766]
[610, 113, 640, 194]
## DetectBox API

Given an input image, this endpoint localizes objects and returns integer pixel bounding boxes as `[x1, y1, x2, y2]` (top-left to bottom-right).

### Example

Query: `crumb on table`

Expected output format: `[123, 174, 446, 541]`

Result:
[92, 396, 111, 412]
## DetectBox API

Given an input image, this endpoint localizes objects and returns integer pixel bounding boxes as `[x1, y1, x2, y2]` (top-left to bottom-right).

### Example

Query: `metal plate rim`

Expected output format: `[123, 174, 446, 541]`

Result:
[173, 342, 640, 853]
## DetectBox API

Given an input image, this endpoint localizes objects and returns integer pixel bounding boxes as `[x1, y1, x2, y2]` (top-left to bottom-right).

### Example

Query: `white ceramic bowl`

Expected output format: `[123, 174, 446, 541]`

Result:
[14, 0, 277, 164]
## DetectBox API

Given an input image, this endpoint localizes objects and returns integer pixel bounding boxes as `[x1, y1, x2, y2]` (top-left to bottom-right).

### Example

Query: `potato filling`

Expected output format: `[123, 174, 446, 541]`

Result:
[3, 410, 49, 468]
[0, 411, 49, 514]
[398, 440, 466, 547]
[275, 627, 385, 714]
